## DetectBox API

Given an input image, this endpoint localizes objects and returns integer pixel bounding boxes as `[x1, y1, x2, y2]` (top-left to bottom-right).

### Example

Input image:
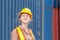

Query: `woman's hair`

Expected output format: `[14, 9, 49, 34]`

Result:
[19, 12, 32, 19]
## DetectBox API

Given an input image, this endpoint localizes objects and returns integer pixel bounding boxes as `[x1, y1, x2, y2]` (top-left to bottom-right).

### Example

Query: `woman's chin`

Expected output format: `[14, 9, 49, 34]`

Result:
[22, 21, 29, 24]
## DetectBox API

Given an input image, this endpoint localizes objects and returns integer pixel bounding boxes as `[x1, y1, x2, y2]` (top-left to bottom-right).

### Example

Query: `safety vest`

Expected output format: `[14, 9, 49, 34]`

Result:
[16, 27, 34, 40]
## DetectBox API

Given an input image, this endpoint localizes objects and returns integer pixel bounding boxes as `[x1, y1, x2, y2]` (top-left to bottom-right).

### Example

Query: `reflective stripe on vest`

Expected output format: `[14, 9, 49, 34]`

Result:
[16, 27, 26, 40]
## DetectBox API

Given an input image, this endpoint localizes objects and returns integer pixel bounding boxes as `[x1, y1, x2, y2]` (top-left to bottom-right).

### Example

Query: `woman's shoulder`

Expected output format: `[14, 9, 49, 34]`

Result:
[11, 29, 17, 35]
[11, 26, 19, 34]
[11, 27, 19, 40]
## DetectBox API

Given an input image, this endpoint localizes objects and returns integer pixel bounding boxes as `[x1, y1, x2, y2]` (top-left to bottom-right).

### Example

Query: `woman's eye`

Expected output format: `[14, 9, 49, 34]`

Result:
[22, 15, 25, 17]
[27, 15, 29, 17]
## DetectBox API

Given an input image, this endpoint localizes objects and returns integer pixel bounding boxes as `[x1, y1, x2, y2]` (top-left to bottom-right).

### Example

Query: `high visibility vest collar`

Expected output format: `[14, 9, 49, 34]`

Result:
[16, 26, 34, 40]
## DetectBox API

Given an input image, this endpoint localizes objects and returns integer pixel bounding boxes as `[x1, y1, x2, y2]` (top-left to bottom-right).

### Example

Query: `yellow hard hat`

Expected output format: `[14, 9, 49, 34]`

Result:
[19, 8, 32, 19]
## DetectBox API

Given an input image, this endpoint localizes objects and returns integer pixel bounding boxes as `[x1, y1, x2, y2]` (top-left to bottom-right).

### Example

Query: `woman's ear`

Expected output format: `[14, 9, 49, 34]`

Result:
[19, 17, 21, 21]
[19, 18, 22, 23]
[30, 19, 32, 22]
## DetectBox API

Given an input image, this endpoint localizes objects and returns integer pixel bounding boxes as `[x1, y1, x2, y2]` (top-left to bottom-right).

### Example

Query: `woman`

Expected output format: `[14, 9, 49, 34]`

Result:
[11, 8, 35, 40]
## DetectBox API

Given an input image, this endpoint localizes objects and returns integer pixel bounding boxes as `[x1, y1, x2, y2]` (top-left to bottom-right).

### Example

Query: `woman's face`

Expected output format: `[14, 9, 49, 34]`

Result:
[19, 13, 31, 24]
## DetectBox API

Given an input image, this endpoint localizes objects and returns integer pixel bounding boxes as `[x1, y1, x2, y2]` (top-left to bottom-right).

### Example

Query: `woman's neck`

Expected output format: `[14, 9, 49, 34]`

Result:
[20, 23, 28, 29]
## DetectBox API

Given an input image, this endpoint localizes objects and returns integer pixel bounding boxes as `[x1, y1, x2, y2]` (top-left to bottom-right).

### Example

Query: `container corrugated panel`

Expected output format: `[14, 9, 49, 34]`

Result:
[0, 0, 43, 40]
[44, 0, 52, 40]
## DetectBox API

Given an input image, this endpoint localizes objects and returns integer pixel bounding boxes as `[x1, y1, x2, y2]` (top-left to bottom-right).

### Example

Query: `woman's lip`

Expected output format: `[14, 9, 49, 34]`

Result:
[24, 19, 28, 20]
[23, 19, 27, 21]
